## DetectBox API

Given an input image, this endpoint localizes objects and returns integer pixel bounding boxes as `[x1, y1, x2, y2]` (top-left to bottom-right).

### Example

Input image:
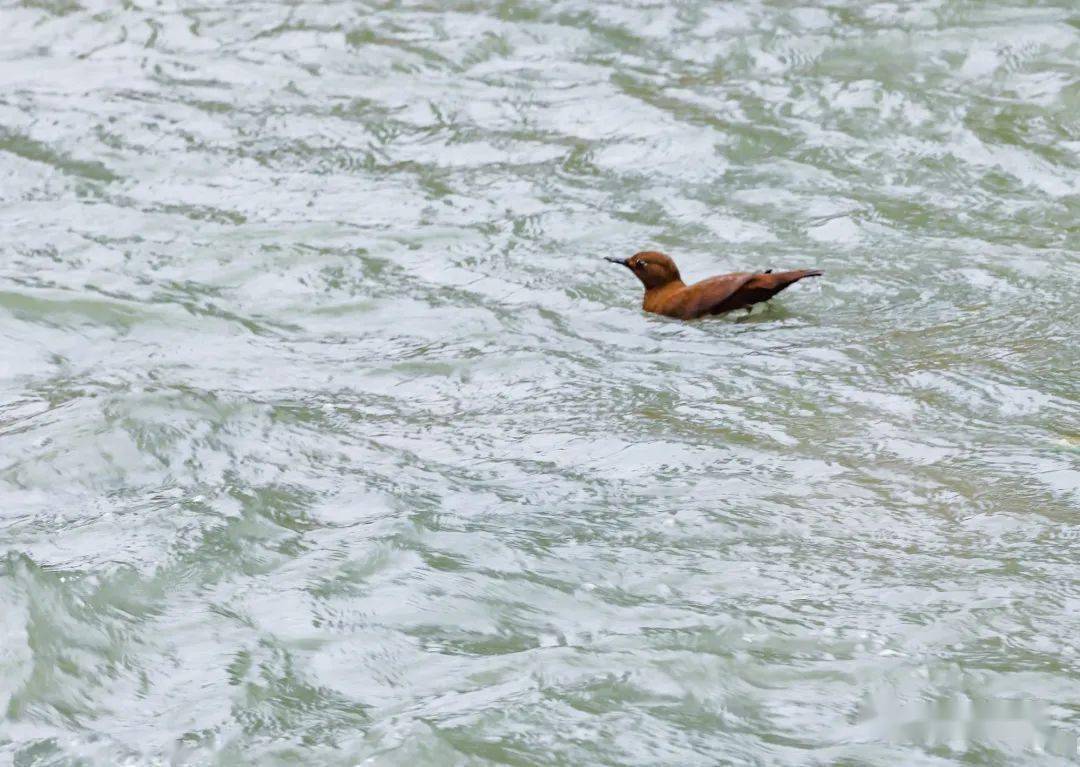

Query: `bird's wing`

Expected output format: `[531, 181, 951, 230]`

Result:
[678, 273, 757, 317]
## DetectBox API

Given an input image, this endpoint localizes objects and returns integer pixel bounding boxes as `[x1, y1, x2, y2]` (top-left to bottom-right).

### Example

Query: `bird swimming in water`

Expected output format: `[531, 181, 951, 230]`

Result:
[605, 251, 823, 320]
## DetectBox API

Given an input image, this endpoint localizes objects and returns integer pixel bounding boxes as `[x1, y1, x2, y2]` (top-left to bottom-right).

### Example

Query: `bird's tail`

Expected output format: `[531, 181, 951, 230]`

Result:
[765, 269, 823, 285]
[761, 269, 823, 280]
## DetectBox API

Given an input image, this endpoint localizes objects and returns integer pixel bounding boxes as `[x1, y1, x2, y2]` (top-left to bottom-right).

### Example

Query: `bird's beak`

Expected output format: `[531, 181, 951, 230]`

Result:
[604, 256, 629, 267]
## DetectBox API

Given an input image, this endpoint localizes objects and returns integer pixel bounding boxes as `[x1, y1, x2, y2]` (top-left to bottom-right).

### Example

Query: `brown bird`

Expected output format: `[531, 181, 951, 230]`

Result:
[606, 251, 823, 320]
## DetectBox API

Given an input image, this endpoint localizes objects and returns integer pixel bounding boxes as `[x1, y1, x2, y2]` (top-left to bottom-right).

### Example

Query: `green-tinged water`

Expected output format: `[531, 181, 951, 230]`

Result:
[1, 1, 1078, 764]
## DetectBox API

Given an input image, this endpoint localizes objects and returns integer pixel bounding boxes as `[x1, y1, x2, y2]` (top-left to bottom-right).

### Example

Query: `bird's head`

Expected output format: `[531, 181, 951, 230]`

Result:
[605, 251, 682, 290]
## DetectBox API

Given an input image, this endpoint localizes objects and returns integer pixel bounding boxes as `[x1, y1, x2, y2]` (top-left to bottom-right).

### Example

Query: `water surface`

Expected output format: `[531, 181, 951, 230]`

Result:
[1, 0, 1079, 764]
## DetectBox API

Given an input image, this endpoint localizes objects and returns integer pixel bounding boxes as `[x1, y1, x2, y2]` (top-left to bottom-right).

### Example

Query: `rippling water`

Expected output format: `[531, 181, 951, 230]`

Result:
[2, 0, 1079, 764]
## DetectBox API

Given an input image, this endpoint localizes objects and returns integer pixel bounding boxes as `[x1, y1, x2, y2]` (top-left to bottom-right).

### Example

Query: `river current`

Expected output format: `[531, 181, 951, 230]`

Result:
[1, 1, 1078, 765]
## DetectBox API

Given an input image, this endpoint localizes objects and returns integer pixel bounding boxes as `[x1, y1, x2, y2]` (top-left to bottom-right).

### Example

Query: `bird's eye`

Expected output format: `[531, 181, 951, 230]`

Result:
[633, 261, 644, 269]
